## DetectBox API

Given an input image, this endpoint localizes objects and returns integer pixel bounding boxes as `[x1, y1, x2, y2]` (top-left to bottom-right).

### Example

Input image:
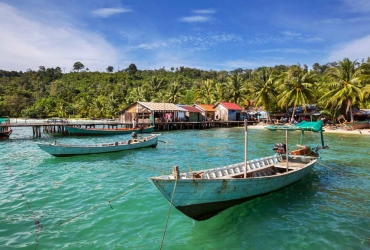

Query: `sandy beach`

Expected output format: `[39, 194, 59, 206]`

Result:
[248, 124, 370, 135]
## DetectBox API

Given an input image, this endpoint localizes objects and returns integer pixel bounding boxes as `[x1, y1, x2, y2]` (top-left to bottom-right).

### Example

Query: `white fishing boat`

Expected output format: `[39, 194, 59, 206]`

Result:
[149, 120, 326, 221]
[38, 133, 160, 157]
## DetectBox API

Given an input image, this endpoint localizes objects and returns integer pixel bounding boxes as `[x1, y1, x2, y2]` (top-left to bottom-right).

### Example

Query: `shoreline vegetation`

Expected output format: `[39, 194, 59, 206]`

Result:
[1, 58, 370, 126]
[7, 118, 370, 136]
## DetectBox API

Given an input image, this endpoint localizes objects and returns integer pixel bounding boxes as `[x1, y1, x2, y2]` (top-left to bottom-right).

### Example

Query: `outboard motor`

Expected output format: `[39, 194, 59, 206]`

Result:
[273, 143, 286, 154]
[131, 132, 137, 140]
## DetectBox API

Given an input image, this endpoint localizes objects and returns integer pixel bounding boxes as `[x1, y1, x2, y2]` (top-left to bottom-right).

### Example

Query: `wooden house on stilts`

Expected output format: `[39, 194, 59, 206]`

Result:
[118, 102, 187, 125]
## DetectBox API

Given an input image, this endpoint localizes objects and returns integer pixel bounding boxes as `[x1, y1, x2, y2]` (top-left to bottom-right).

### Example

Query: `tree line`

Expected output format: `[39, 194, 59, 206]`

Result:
[0, 58, 370, 123]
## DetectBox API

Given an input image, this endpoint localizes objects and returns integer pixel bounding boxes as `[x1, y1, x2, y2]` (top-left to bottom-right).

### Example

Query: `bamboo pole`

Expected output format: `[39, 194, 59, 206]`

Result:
[244, 119, 248, 178]
[286, 129, 289, 172]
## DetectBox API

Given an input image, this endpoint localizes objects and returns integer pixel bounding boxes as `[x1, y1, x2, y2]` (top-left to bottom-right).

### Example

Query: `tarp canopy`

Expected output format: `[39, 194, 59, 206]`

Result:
[0, 118, 10, 123]
[266, 120, 325, 147]
[266, 120, 323, 132]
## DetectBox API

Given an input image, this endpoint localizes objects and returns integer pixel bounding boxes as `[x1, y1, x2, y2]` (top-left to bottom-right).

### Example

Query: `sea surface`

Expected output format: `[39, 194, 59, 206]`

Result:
[1, 126, 370, 250]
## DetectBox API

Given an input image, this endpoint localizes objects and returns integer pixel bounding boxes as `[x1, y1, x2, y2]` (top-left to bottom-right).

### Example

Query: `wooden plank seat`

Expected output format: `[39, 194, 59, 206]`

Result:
[201, 155, 282, 179]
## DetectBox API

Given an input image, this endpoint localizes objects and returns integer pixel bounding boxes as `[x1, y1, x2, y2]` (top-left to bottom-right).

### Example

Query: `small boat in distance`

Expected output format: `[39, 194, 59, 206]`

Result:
[149, 120, 326, 221]
[38, 133, 160, 157]
[64, 125, 155, 136]
[0, 118, 12, 139]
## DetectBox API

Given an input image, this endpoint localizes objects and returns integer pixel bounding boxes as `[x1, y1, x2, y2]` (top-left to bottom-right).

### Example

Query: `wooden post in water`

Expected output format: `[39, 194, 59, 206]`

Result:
[244, 119, 248, 178]
[172, 166, 180, 180]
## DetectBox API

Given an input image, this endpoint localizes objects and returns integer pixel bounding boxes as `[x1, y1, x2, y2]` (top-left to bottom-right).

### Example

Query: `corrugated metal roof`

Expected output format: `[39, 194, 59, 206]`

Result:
[138, 102, 186, 111]
[193, 104, 215, 112]
[215, 102, 243, 110]
[179, 105, 202, 112]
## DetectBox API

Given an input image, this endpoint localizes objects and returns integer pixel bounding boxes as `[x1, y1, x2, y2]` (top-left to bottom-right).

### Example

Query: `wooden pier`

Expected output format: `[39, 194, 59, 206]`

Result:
[0, 120, 255, 138]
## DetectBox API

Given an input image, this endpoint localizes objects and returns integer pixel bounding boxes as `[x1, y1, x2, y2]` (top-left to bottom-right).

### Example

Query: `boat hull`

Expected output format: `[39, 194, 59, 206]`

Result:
[38, 134, 159, 156]
[344, 121, 370, 130]
[150, 160, 316, 221]
[64, 126, 155, 135]
[0, 130, 12, 139]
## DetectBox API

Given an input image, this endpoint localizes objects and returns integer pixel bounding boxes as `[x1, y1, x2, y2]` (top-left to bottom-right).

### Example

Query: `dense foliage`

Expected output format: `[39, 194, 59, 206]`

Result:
[1, 58, 370, 122]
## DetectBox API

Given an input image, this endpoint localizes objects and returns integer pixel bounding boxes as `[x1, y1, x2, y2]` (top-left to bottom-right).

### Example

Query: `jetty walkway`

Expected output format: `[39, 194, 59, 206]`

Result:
[0, 120, 254, 138]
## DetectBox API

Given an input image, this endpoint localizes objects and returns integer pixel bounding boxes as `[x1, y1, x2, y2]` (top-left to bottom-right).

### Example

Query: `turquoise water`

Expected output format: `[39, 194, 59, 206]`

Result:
[1, 127, 370, 250]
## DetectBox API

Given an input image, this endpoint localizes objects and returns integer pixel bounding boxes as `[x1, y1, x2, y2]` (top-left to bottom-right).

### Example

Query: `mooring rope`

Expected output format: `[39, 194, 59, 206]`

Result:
[39, 182, 62, 210]
[7, 165, 42, 250]
[57, 181, 149, 226]
[159, 178, 177, 250]
[316, 161, 335, 171]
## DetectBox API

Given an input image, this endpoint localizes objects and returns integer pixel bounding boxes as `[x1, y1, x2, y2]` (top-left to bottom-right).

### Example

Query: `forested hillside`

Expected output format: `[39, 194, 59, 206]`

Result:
[1, 58, 370, 123]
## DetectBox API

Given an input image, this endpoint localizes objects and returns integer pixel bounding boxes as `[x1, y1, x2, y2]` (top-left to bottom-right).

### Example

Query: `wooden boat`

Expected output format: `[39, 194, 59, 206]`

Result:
[149, 120, 326, 221]
[38, 133, 160, 157]
[64, 125, 155, 135]
[342, 121, 370, 130]
[0, 118, 12, 139]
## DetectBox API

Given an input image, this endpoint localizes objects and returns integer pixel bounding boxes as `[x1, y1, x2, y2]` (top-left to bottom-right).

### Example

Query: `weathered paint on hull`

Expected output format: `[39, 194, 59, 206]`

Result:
[38, 136, 158, 157]
[150, 161, 315, 221]
[64, 126, 155, 135]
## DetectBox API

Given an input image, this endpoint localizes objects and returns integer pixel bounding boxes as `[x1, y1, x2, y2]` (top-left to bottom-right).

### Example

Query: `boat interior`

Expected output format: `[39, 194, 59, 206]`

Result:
[175, 152, 317, 180]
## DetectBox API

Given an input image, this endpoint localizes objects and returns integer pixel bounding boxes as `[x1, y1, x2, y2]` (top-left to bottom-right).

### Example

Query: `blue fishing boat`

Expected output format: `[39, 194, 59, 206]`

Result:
[38, 133, 160, 157]
[149, 120, 326, 221]
[64, 125, 155, 135]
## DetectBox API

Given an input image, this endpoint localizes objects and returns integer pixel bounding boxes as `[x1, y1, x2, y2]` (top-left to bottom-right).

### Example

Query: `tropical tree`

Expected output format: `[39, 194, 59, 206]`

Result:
[224, 73, 246, 104]
[195, 79, 216, 104]
[127, 86, 148, 103]
[277, 64, 317, 121]
[319, 58, 370, 122]
[126, 63, 138, 75]
[250, 67, 278, 121]
[143, 76, 166, 100]
[166, 80, 184, 103]
[106, 66, 114, 73]
[73, 62, 85, 72]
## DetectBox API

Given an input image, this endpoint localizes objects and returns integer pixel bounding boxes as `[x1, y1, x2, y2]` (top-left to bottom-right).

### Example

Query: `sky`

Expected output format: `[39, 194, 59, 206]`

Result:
[1, 0, 370, 72]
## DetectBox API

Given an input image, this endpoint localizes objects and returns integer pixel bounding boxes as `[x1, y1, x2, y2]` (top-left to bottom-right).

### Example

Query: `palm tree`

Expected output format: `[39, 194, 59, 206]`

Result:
[224, 73, 247, 104]
[213, 82, 227, 104]
[166, 80, 184, 103]
[319, 58, 370, 122]
[143, 76, 167, 100]
[195, 79, 216, 104]
[127, 86, 148, 103]
[251, 67, 278, 121]
[277, 64, 317, 122]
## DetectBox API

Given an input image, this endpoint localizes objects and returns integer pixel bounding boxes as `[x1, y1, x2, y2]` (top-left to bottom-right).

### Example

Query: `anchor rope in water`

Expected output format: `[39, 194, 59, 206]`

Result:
[57, 181, 149, 226]
[7, 165, 42, 250]
[316, 161, 335, 171]
[160, 178, 177, 250]
[39, 182, 62, 210]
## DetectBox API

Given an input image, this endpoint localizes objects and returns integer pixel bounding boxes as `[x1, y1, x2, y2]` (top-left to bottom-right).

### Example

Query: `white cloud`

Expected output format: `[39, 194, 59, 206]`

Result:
[321, 16, 370, 24]
[257, 48, 313, 54]
[327, 35, 370, 62]
[91, 8, 132, 18]
[0, 3, 118, 72]
[179, 15, 213, 23]
[281, 31, 301, 37]
[131, 33, 242, 50]
[340, 0, 370, 13]
[192, 9, 216, 14]
[223, 60, 256, 68]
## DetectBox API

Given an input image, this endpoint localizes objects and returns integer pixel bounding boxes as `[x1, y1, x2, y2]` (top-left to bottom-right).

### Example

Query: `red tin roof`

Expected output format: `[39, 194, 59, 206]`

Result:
[215, 102, 243, 110]
[180, 105, 202, 112]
